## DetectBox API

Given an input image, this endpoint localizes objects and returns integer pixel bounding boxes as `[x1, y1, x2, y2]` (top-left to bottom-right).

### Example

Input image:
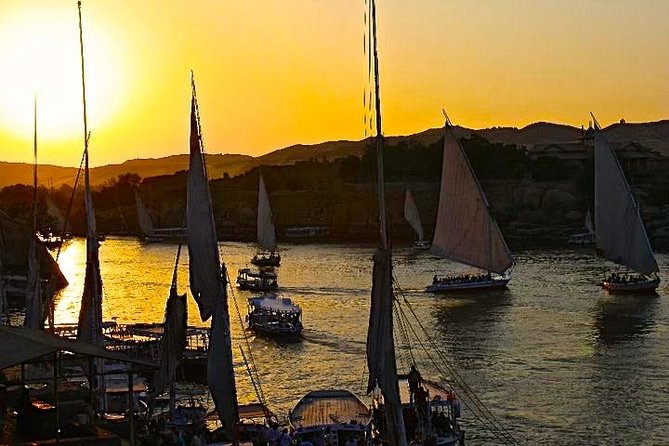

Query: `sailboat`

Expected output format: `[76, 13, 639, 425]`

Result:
[251, 174, 280, 267]
[567, 209, 595, 245]
[425, 114, 513, 292]
[364, 2, 464, 446]
[592, 116, 660, 293]
[404, 189, 429, 249]
[187, 75, 273, 442]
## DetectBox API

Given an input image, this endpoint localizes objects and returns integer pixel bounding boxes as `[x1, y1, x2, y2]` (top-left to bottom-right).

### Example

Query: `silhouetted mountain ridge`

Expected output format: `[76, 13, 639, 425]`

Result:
[1, 119, 666, 188]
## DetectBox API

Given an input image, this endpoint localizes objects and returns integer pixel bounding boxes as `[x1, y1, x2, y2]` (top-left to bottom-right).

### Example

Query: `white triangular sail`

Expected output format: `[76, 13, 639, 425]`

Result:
[257, 175, 277, 252]
[135, 189, 155, 238]
[186, 83, 239, 438]
[431, 122, 513, 274]
[403, 189, 424, 242]
[594, 132, 657, 275]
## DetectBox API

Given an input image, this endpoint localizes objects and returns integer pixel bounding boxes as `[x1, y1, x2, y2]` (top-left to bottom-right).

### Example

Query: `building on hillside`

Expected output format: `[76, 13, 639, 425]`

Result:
[528, 125, 667, 174]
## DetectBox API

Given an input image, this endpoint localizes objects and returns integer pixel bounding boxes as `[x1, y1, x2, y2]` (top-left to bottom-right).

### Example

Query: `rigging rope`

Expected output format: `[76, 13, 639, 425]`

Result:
[225, 269, 272, 421]
[392, 276, 524, 446]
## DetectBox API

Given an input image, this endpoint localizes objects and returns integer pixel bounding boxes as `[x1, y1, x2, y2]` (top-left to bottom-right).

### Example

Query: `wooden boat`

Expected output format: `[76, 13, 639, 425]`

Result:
[247, 294, 302, 336]
[592, 115, 660, 293]
[425, 112, 513, 293]
[426, 274, 510, 292]
[236, 267, 278, 292]
[289, 390, 370, 445]
[363, 2, 466, 446]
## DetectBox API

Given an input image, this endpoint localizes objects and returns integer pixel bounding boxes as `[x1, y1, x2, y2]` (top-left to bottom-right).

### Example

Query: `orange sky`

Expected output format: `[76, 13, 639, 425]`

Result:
[0, 0, 667, 167]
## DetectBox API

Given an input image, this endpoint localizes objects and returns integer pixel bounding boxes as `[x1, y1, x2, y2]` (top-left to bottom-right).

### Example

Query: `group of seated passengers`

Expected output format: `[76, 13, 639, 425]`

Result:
[606, 273, 647, 284]
[433, 273, 492, 285]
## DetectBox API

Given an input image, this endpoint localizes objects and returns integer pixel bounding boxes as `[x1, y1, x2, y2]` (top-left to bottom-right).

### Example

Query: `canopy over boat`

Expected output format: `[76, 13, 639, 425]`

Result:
[594, 129, 657, 275]
[289, 389, 370, 429]
[249, 295, 300, 314]
[430, 118, 513, 275]
[257, 174, 277, 252]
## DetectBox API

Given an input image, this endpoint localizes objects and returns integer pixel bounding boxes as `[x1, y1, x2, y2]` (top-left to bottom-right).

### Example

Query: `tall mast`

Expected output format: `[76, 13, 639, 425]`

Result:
[32, 98, 38, 237]
[371, 0, 387, 249]
[78, 1, 90, 197]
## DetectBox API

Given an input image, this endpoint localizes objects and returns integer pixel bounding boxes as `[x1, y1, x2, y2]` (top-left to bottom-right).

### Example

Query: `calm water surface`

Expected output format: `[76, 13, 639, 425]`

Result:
[52, 238, 669, 445]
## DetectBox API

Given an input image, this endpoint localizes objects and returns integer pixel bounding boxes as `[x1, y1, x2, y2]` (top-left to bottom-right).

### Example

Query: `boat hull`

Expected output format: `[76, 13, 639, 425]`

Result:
[248, 321, 303, 337]
[601, 278, 659, 294]
[426, 278, 510, 293]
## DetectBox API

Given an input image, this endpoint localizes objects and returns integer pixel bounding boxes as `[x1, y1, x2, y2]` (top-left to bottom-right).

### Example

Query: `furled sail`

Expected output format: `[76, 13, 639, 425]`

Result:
[186, 84, 239, 438]
[135, 189, 155, 238]
[24, 235, 41, 329]
[76, 151, 103, 345]
[594, 132, 657, 275]
[76, 1, 103, 346]
[0, 233, 8, 325]
[366, 248, 407, 446]
[25, 111, 41, 330]
[431, 122, 513, 274]
[150, 284, 187, 401]
[257, 175, 277, 252]
[403, 189, 424, 242]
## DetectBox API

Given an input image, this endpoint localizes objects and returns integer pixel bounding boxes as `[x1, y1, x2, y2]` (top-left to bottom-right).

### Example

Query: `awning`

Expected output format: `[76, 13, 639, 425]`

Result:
[0, 325, 157, 370]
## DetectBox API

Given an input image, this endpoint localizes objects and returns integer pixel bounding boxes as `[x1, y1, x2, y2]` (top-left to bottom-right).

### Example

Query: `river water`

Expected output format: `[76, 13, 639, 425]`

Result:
[51, 238, 669, 445]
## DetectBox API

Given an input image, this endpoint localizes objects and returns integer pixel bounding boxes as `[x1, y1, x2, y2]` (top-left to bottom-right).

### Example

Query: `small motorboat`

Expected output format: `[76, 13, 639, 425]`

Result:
[236, 268, 278, 292]
[251, 251, 281, 267]
[247, 294, 302, 336]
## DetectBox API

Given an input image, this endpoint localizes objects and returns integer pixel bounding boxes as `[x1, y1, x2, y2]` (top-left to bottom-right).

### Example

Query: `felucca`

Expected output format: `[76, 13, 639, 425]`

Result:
[365, 1, 464, 446]
[425, 114, 513, 292]
[25, 99, 42, 330]
[592, 115, 660, 293]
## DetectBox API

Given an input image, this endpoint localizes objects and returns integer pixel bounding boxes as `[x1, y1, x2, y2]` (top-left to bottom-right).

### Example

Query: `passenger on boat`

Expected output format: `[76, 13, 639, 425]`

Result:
[408, 365, 423, 403]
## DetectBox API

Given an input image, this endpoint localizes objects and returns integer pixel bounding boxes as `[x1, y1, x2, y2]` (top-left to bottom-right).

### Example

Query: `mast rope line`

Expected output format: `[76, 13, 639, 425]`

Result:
[391, 277, 523, 446]
[224, 269, 271, 420]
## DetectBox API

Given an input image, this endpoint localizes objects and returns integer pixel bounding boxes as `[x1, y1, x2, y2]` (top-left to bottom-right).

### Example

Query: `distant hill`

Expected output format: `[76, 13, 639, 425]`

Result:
[0, 153, 255, 189]
[1, 119, 666, 189]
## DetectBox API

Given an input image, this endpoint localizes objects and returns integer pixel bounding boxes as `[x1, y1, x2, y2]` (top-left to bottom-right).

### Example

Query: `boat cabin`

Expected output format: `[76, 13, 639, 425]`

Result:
[247, 295, 302, 336]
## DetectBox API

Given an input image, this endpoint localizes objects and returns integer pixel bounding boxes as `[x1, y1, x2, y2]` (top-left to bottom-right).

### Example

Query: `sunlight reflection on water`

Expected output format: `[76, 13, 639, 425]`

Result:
[50, 238, 669, 444]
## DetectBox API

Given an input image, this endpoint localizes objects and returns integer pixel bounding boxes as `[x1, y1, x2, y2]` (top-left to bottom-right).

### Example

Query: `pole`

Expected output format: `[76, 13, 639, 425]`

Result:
[128, 372, 135, 446]
[370, 0, 387, 249]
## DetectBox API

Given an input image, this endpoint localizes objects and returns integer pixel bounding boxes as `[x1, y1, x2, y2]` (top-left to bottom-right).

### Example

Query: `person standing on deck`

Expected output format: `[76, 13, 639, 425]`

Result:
[408, 365, 422, 403]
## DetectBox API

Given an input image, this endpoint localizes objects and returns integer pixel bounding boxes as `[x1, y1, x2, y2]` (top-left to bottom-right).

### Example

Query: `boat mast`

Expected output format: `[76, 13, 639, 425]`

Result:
[371, 0, 387, 248]
[25, 98, 41, 329]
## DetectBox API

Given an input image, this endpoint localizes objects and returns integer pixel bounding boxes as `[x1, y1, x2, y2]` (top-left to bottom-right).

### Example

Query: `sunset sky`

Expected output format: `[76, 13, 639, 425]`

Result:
[0, 0, 667, 167]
